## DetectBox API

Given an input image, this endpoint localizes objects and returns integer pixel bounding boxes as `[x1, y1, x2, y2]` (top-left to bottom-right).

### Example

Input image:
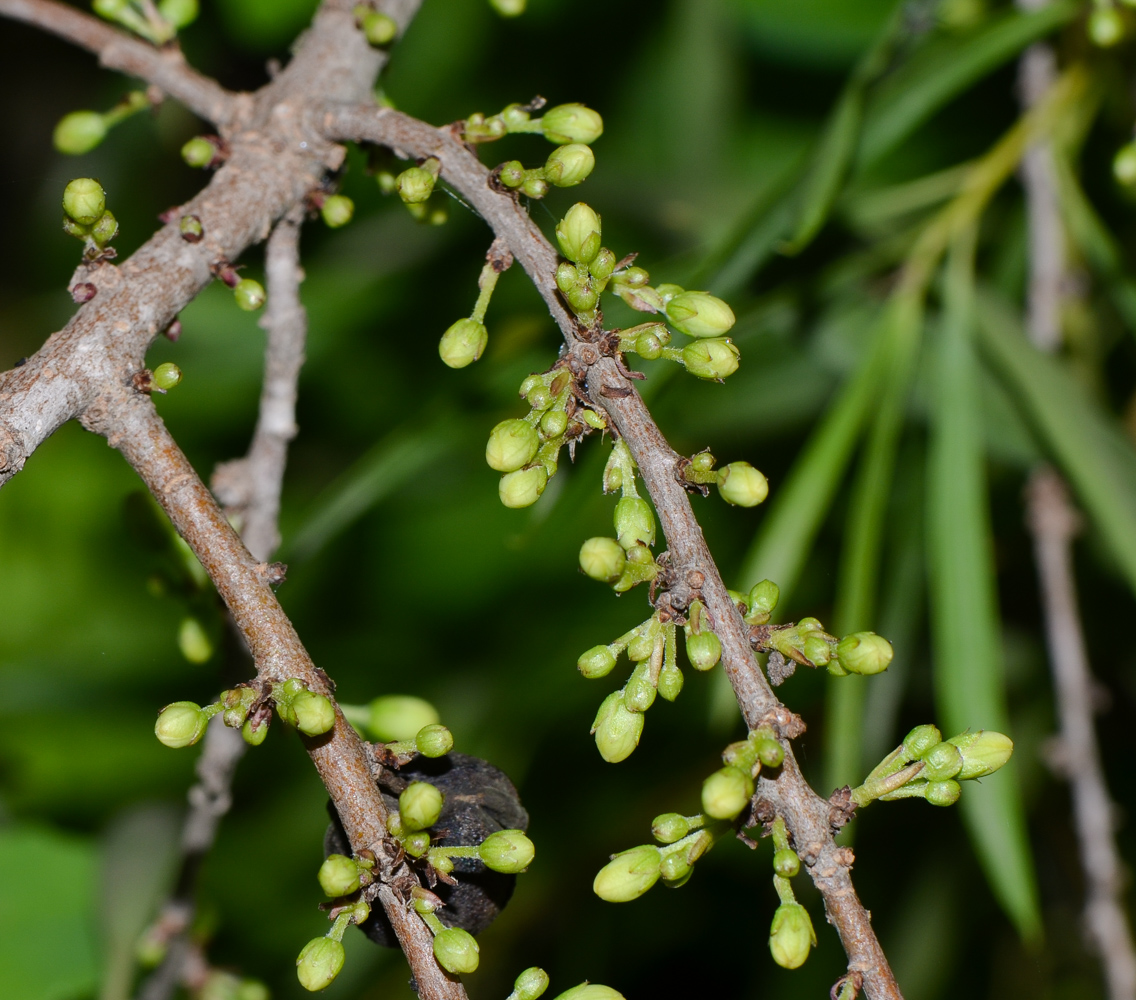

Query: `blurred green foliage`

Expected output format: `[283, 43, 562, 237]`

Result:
[2, 1, 1136, 999]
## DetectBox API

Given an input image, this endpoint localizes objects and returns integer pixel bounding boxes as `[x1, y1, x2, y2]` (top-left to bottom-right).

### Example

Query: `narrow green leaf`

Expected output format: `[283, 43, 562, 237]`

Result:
[928, 233, 1041, 941]
[857, 2, 1079, 169]
[976, 293, 1136, 597]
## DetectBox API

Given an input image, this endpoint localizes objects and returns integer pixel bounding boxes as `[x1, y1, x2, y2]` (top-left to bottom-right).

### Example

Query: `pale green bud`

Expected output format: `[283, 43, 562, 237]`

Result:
[665, 291, 735, 338]
[926, 779, 961, 806]
[234, 279, 266, 311]
[521, 172, 550, 199]
[655, 283, 684, 303]
[158, 0, 198, 29]
[181, 136, 216, 168]
[544, 143, 595, 187]
[296, 937, 344, 992]
[614, 497, 655, 549]
[90, 210, 118, 247]
[155, 701, 207, 748]
[651, 813, 690, 844]
[902, 724, 941, 760]
[592, 690, 644, 763]
[367, 695, 439, 741]
[415, 724, 453, 758]
[769, 902, 815, 969]
[152, 362, 182, 392]
[242, 716, 268, 746]
[539, 409, 568, 438]
[634, 330, 662, 359]
[593, 844, 660, 902]
[803, 634, 833, 667]
[685, 630, 721, 671]
[556, 203, 602, 265]
[487, 418, 540, 472]
[499, 160, 525, 188]
[1090, 7, 1124, 46]
[541, 103, 604, 145]
[397, 166, 436, 204]
[292, 691, 335, 736]
[627, 632, 654, 661]
[920, 741, 962, 781]
[433, 928, 480, 975]
[589, 247, 616, 282]
[716, 461, 768, 507]
[659, 851, 690, 883]
[318, 854, 360, 896]
[403, 829, 431, 856]
[63, 177, 106, 226]
[754, 737, 784, 768]
[479, 829, 535, 873]
[578, 645, 617, 678]
[623, 665, 656, 713]
[773, 848, 800, 877]
[748, 579, 780, 619]
[54, 112, 107, 155]
[579, 537, 626, 584]
[439, 318, 488, 368]
[556, 261, 579, 294]
[1115, 141, 1136, 187]
[566, 280, 598, 314]
[512, 967, 549, 1000]
[399, 781, 444, 831]
[320, 195, 354, 228]
[657, 662, 683, 701]
[836, 632, 893, 676]
[499, 465, 548, 508]
[682, 338, 740, 380]
[552, 986, 625, 1000]
[360, 10, 397, 45]
[701, 766, 754, 820]
[947, 730, 1013, 780]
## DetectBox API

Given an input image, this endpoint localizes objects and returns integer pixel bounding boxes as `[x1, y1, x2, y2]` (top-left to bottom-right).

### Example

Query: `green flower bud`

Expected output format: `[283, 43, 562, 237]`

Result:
[242, 716, 268, 745]
[320, 195, 354, 228]
[541, 103, 604, 145]
[63, 178, 106, 226]
[593, 844, 660, 901]
[665, 291, 735, 338]
[614, 497, 655, 549]
[773, 848, 800, 877]
[556, 261, 579, 294]
[754, 737, 784, 768]
[1115, 141, 1136, 186]
[716, 462, 768, 507]
[360, 10, 398, 45]
[179, 214, 203, 242]
[439, 317, 488, 368]
[90, 210, 118, 247]
[634, 330, 662, 360]
[158, 0, 198, 29]
[433, 927, 480, 975]
[181, 136, 216, 168]
[221, 686, 256, 729]
[521, 172, 550, 199]
[234, 279, 266, 311]
[499, 465, 548, 508]
[479, 829, 535, 873]
[623, 666, 656, 713]
[626, 632, 654, 661]
[685, 630, 721, 671]
[769, 902, 816, 970]
[947, 730, 1014, 780]
[498, 160, 525, 188]
[655, 283, 683, 303]
[701, 766, 754, 820]
[318, 854, 361, 897]
[579, 537, 626, 584]
[54, 111, 107, 155]
[682, 338, 740, 380]
[512, 967, 549, 1000]
[920, 741, 962, 781]
[296, 937, 345, 992]
[578, 645, 617, 679]
[367, 695, 440, 741]
[748, 579, 779, 620]
[544, 143, 595, 187]
[566, 280, 598, 314]
[657, 662, 683, 701]
[556, 203, 602, 264]
[902, 724, 941, 760]
[540, 409, 568, 438]
[152, 362, 182, 392]
[397, 166, 436, 204]
[1090, 6, 1124, 46]
[651, 813, 690, 844]
[552, 986, 625, 1000]
[403, 829, 432, 856]
[835, 632, 893, 676]
[415, 723, 454, 758]
[292, 691, 336, 736]
[490, 0, 526, 16]
[592, 690, 644, 763]
[802, 634, 832, 667]
[925, 779, 961, 806]
[155, 701, 207, 748]
[487, 418, 540, 472]
[432, 853, 454, 875]
[589, 247, 616, 282]
[659, 851, 690, 883]
[399, 780, 444, 831]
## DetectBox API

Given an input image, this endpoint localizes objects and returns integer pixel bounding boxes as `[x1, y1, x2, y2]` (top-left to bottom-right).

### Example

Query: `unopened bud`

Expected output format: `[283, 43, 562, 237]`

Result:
[925, 779, 961, 806]
[320, 195, 355, 228]
[292, 691, 335, 736]
[552, 986, 625, 1000]
[902, 724, 941, 760]
[748, 579, 779, 620]
[589, 247, 616, 282]
[701, 766, 754, 820]
[397, 166, 436, 204]
[716, 461, 768, 507]
[318, 854, 360, 897]
[947, 730, 1013, 780]
[512, 967, 550, 1000]
[614, 497, 655, 549]
[658, 851, 690, 883]
[439, 318, 488, 368]
[415, 724, 453, 758]
[181, 136, 216, 168]
[479, 829, 535, 873]
[920, 741, 962, 781]
[754, 737, 784, 768]
[665, 290, 735, 338]
[593, 844, 660, 902]
[499, 465, 548, 508]
[399, 781, 444, 831]
[541, 103, 604, 144]
[685, 630, 721, 671]
[152, 362, 182, 392]
[63, 178, 106, 226]
[544, 143, 595, 187]
[769, 902, 815, 969]
[651, 813, 690, 844]
[367, 695, 440, 741]
[682, 338, 740, 380]
[657, 662, 683, 701]
[90, 210, 118, 247]
[540, 409, 568, 438]
[233, 279, 266, 311]
[179, 215, 203, 242]
[432, 927, 480, 975]
[296, 937, 345, 992]
[242, 716, 269, 745]
[158, 0, 198, 29]
[592, 690, 644, 763]
[403, 830, 432, 856]
[155, 701, 207, 748]
[836, 632, 893, 675]
[360, 10, 397, 45]
[579, 537, 626, 584]
[487, 418, 540, 472]
[566, 280, 598, 314]
[521, 172, 550, 199]
[54, 111, 107, 155]
[773, 848, 800, 877]
[556, 203, 602, 264]
[578, 645, 617, 678]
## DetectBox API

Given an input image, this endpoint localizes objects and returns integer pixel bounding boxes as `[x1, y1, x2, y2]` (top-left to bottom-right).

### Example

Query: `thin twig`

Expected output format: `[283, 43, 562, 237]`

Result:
[321, 105, 903, 1000]
[0, 0, 240, 126]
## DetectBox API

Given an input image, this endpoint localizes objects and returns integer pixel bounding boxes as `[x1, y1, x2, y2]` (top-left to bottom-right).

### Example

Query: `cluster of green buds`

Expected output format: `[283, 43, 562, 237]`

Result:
[1089, 0, 1127, 47]
[594, 812, 730, 903]
[54, 90, 150, 156]
[353, 2, 398, 45]
[484, 367, 606, 506]
[852, 724, 1014, 809]
[62, 178, 118, 256]
[702, 728, 783, 820]
[93, 0, 198, 45]
[680, 449, 769, 507]
[273, 678, 337, 737]
[214, 262, 267, 312]
[554, 203, 613, 326]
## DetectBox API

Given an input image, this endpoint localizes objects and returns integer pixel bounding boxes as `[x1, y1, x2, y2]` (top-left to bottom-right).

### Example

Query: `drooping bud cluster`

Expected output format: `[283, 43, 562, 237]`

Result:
[93, 0, 198, 45]
[852, 723, 1014, 809]
[62, 178, 119, 257]
[54, 90, 150, 156]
